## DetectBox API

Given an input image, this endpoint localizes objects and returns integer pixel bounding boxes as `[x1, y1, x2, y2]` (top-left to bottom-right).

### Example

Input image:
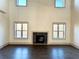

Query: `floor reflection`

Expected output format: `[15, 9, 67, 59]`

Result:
[51, 48, 65, 59]
[14, 48, 30, 59]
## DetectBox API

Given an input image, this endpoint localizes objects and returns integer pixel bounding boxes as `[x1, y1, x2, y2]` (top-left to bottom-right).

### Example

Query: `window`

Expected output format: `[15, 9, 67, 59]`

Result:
[53, 23, 66, 39]
[16, 0, 27, 6]
[55, 0, 65, 8]
[14, 22, 28, 39]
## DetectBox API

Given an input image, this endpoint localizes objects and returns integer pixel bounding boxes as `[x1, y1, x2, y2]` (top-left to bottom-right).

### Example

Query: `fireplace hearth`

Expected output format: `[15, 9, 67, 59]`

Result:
[33, 32, 48, 45]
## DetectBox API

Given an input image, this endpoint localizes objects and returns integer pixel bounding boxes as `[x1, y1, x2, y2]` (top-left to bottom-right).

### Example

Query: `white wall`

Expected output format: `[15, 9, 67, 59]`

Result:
[0, 0, 9, 48]
[72, 0, 79, 48]
[0, 0, 8, 12]
[9, 0, 72, 45]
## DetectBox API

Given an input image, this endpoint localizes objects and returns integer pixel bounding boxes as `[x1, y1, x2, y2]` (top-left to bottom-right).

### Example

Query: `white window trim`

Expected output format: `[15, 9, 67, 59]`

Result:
[54, 0, 66, 8]
[52, 23, 66, 40]
[14, 21, 29, 39]
[16, 0, 28, 7]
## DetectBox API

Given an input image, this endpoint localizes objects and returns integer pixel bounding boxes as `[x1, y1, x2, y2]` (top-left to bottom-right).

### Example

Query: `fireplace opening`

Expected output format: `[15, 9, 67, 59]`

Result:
[33, 32, 48, 45]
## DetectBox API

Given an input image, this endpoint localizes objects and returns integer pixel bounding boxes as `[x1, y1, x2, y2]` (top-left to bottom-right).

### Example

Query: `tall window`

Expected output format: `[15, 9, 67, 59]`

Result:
[53, 23, 66, 39]
[14, 22, 28, 39]
[55, 0, 65, 8]
[16, 0, 27, 6]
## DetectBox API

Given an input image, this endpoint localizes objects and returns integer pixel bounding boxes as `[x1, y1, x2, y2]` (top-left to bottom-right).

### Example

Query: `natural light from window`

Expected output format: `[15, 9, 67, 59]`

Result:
[55, 0, 65, 8]
[14, 22, 28, 39]
[17, 0, 27, 6]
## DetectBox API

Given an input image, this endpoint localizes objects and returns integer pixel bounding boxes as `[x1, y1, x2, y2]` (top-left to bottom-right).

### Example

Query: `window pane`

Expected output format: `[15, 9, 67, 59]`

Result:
[23, 31, 27, 38]
[55, 0, 65, 7]
[59, 32, 64, 39]
[16, 31, 21, 38]
[59, 24, 64, 31]
[17, 0, 27, 6]
[53, 32, 58, 38]
[16, 23, 22, 30]
[53, 24, 58, 31]
[23, 24, 27, 30]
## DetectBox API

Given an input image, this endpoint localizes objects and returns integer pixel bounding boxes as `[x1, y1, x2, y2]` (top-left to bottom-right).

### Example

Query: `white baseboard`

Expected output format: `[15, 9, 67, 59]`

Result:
[8, 42, 33, 45]
[0, 42, 78, 49]
[48, 43, 72, 45]
[8, 42, 72, 46]
[0, 43, 8, 49]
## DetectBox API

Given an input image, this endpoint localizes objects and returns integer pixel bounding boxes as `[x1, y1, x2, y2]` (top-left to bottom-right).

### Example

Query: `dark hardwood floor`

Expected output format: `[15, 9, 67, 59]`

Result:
[0, 45, 79, 59]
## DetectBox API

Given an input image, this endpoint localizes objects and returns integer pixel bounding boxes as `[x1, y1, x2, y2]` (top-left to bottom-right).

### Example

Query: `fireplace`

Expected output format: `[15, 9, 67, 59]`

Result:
[33, 32, 48, 45]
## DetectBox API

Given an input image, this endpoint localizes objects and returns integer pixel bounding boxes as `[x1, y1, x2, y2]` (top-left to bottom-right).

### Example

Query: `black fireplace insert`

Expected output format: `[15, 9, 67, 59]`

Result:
[33, 32, 48, 45]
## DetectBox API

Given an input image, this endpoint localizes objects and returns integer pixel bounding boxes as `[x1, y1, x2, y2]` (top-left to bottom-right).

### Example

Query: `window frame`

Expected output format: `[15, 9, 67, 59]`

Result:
[14, 21, 29, 39]
[54, 0, 66, 8]
[52, 23, 66, 40]
[16, 0, 28, 7]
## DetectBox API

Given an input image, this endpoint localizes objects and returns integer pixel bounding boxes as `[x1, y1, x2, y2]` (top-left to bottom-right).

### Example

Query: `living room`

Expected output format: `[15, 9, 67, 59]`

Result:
[0, 0, 79, 59]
